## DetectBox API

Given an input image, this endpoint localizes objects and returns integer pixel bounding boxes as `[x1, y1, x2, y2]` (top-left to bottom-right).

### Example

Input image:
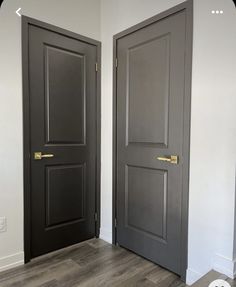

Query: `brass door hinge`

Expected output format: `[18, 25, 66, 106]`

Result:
[95, 62, 98, 72]
[114, 218, 117, 228]
[115, 58, 118, 68]
[94, 213, 98, 222]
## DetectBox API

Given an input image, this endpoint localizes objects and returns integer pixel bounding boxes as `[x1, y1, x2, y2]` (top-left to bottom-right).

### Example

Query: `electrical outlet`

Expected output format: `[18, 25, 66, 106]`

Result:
[0, 217, 7, 232]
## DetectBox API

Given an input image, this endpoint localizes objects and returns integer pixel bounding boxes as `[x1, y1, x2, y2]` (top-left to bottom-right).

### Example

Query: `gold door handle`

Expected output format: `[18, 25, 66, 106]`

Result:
[34, 152, 54, 160]
[156, 155, 179, 164]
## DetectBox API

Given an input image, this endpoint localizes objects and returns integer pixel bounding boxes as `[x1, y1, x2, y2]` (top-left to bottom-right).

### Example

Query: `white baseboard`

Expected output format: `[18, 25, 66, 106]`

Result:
[100, 227, 112, 244]
[213, 253, 236, 279]
[0, 252, 24, 273]
[186, 268, 204, 285]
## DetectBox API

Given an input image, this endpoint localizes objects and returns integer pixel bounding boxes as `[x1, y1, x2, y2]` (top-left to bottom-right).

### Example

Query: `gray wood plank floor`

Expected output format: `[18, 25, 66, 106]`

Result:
[0, 239, 186, 287]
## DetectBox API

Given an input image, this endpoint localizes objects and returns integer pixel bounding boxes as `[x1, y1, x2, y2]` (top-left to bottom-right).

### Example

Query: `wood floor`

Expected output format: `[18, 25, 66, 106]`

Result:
[0, 239, 186, 287]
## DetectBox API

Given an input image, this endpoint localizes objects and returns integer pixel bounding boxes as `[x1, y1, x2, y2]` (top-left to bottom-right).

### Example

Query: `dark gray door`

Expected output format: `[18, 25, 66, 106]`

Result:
[28, 23, 98, 257]
[116, 10, 187, 274]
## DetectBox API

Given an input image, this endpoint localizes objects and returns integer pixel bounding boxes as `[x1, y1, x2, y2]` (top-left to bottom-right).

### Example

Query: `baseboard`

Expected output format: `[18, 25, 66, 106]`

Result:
[186, 268, 204, 285]
[213, 253, 236, 279]
[99, 227, 112, 244]
[0, 252, 24, 273]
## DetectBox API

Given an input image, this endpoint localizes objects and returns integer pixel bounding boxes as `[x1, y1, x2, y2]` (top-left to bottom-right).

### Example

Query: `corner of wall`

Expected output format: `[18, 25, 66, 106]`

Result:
[100, 227, 112, 244]
[186, 268, 205, 285]
[213, 253, 236, 279]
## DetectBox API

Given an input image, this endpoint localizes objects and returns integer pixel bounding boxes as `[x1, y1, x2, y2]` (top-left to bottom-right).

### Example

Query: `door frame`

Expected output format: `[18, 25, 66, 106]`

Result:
[112, 0, 193, 281]
[22, 16, 101, 263]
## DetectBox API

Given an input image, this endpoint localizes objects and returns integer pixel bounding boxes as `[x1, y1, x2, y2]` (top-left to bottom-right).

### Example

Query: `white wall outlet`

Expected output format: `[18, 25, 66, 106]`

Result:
[0, 217, 7, 232]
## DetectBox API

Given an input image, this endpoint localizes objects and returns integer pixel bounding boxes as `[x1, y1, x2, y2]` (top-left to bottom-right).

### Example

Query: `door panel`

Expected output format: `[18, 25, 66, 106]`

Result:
[45, 164, 85, 227]
[127, 34, 170, 146]
[125, 165, 167, 241]
[116, 10, 187, 275]
[45, 46, 86, 144]
[28, 23, 98, 258]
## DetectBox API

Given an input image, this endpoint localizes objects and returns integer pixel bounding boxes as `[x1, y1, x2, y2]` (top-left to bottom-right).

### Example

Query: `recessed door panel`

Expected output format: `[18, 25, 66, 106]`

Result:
[127, 35, 170, 146]
[45, 46, 85, 145]
[46, 164, 85, 227]
[125, 165, 167, 241]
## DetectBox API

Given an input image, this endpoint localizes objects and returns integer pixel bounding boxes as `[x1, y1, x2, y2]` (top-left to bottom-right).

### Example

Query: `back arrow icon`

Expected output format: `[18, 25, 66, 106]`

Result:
[16, 8, 21, 17]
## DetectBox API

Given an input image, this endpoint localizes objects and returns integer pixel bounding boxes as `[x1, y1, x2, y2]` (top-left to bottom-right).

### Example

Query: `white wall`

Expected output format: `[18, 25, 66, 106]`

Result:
[100, 0, 236, 285]
[0, 0, 101, 272]
[188, 0, 236, 283]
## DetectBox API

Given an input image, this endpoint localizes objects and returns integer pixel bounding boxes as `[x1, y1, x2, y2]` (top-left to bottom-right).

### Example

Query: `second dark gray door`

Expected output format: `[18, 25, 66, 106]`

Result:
[116, 10, 188, 274]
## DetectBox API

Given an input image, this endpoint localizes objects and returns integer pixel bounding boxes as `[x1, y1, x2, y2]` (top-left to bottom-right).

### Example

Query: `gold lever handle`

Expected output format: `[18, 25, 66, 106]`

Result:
[157, 155, 179, 164]
[34, 152, 54, 160]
